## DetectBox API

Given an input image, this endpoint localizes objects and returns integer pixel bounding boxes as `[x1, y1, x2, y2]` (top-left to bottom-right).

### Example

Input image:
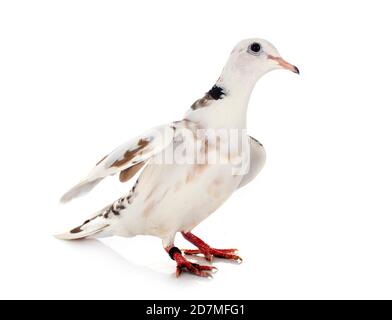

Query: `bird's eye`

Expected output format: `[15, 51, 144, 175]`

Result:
[248, 42, 262, 55]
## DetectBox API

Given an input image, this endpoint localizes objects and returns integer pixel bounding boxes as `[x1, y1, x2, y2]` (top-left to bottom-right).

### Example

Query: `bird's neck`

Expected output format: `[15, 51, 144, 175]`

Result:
[216, 56, 261, 105]
[185, 73, 257, 130]
[216, 72, 257, 108]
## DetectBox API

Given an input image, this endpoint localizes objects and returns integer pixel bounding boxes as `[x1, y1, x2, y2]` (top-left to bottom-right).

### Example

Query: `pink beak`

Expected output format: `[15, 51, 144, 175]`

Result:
[268, 55, 299, 74]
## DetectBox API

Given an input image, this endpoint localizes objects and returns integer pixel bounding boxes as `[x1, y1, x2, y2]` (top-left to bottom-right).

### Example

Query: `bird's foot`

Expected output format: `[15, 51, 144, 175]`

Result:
[168, 247, 216, 278]
[181, 231, 242, 262]
[183, 247, 242, 262]
[175, 257, 217, 278]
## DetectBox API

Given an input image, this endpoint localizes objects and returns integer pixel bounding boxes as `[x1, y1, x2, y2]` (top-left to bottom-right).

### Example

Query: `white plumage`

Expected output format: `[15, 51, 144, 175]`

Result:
[57, 38, 299, 277]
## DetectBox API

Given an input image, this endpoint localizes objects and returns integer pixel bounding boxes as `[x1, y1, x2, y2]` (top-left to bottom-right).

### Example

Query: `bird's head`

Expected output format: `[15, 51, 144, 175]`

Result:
[221, 38, 299, 86]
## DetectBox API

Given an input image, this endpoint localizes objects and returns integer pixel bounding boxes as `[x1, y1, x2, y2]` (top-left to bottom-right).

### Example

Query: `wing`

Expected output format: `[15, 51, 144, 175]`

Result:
[237, 136, 266, 189]
[60, 124, 175, 203]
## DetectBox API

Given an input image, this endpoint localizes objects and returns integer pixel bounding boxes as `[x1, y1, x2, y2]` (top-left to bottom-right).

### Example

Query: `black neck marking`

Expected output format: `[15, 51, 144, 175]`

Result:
[190, 85, 226, 110]
[207, 85, 225, 100]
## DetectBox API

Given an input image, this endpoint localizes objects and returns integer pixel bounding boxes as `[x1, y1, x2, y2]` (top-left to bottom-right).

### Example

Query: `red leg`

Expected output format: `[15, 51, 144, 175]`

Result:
[165, 246, 216, 278]
[181, 232, 242, 262]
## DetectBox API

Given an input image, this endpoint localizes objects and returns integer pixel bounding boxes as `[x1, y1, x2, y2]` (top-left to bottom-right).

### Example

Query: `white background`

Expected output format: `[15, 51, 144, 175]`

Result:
[1, 0, 392, 299]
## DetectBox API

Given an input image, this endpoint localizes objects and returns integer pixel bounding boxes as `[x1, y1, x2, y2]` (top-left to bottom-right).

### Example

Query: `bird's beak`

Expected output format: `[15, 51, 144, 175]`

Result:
[268, 55, 299, 74]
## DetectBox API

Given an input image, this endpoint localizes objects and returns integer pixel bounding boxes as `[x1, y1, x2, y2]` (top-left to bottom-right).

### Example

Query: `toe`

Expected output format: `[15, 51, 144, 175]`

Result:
[217, 248, 238, 254]
[176, 266, 183, 278]
[191, 263, 217, 272]
[176, 262, 216, 277]
[183, 249, 202, 255]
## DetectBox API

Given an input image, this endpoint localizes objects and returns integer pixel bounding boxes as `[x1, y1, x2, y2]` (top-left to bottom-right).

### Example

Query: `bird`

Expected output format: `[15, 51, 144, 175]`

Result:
[57, 38, 299, 277]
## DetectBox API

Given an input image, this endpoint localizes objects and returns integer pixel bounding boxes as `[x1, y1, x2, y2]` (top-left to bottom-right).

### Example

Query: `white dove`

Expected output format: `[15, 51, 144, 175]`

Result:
[57, 38, 299, 277]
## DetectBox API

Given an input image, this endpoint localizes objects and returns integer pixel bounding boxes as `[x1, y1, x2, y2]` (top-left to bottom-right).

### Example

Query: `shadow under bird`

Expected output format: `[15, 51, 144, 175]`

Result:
[58, 38, 299, 277]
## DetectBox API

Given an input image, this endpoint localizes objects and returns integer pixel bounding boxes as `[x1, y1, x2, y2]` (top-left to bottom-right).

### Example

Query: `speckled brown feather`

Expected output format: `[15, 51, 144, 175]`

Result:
[111, 138, 150, 167]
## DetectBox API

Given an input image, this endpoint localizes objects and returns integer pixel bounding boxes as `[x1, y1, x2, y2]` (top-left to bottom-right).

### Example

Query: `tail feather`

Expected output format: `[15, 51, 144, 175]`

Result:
[60, 178, 103, 203]
[54, 214, 110, 240]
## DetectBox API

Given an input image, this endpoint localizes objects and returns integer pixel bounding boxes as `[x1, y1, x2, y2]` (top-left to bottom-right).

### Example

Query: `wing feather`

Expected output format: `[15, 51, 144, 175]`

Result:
[60, 124, 174, 203]
[237, 136, 266, 189]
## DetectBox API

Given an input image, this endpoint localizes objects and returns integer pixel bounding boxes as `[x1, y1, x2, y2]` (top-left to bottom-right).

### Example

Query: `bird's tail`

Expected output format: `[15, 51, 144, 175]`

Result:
[54, 208, 111, 240]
